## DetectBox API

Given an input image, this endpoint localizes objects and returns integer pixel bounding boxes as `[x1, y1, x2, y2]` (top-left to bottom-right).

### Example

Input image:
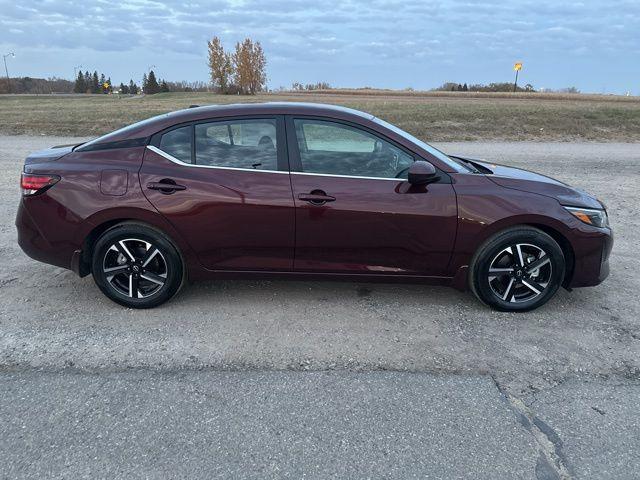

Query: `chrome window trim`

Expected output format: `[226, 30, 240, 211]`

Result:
[146, 145, 288, 175]
[147, 145, 404, 182]
[290, 171, 402, 182]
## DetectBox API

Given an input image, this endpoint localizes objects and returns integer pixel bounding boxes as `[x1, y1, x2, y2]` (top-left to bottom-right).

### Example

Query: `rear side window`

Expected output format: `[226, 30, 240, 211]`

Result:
[195, 119, 277, 171]
[159, 126, 192, 164]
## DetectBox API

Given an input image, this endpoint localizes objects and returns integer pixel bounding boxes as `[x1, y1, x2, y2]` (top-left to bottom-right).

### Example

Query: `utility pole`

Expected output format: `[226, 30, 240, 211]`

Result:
[3, 52, 15, 93]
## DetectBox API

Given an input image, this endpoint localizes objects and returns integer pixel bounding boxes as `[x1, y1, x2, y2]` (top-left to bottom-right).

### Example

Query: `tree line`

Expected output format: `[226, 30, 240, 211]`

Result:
[0, 77, 73, 94]
[66, 36, 269, 95]
[291, 82, 332, 91]
[74, 71, 114, 94]
[72, 69, 177, 95]
[435, 82, 537, 93]
[208, 36, 267, 94]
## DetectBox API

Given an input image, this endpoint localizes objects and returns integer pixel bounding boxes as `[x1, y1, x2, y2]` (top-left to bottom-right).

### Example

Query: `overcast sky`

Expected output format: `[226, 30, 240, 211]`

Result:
[0, 0, 638, 94]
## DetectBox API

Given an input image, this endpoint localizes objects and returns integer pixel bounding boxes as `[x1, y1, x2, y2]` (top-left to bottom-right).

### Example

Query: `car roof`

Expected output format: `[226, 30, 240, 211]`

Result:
[84, 102, 375, 147]
[181, 102, 374, 120]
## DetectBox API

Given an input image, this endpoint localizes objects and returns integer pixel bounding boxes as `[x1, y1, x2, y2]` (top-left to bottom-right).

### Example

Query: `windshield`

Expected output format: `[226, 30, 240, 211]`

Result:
[372, 117, 471, 173]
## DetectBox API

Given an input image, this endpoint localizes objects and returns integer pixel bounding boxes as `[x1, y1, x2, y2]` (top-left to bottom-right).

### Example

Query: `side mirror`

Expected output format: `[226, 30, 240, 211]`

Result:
[408, 161, 439, 185]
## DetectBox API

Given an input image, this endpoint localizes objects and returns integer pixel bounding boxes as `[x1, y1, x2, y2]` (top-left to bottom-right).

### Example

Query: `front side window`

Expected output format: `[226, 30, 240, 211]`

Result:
[195, 119, 277, 170]
[159, 126, 192, 164]
[294, 119, 414, 179]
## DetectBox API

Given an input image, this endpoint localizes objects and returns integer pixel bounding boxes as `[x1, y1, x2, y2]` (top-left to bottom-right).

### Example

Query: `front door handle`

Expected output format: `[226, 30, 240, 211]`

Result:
[146, 179, 187, 194]
[298, 191, 336, 205]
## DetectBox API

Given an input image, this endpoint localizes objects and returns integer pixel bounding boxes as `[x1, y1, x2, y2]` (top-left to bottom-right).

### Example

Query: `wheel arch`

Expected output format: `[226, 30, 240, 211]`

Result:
[77, 209, 195, 277]
[524, 223, 575, 288]
[452, 218, 577, 291]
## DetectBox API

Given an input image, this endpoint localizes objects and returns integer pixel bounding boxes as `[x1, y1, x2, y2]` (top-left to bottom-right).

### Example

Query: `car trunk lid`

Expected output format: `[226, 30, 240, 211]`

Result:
[24, 144, 79, 165]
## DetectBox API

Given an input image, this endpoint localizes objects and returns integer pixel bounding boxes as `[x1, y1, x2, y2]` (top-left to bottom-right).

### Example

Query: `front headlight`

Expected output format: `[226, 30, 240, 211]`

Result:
[564, 206, 609, 228]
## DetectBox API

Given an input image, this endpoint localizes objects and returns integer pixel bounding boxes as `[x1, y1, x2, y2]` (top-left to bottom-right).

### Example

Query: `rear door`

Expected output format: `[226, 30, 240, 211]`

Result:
[140, 116, 295, 271]
[287, 116, 458, 276]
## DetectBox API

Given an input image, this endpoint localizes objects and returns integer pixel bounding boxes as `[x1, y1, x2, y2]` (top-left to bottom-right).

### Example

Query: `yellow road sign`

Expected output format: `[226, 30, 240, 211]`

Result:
[514, 62, 523, 71]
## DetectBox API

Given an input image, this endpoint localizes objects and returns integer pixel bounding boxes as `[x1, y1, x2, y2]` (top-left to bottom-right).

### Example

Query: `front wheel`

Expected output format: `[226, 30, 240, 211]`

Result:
[469, 227, 565, 312]
[91, 223, 184, 308]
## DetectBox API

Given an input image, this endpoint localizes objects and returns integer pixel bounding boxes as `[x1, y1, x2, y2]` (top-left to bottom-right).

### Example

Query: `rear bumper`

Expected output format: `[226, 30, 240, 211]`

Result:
[16, 199, 77, 272]
[568, 226, 613, 288]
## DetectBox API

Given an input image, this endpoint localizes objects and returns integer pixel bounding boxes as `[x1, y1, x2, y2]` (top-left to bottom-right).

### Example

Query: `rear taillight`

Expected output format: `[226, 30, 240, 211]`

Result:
[20, 173, 60, 196]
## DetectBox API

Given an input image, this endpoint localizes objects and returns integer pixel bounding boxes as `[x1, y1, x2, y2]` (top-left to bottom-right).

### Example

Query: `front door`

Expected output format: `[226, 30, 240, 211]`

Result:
[140, 116, 295, 271]
[287, 117, 457, 276]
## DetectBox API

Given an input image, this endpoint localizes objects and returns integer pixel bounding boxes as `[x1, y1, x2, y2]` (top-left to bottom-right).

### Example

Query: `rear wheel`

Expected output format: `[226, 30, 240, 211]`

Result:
[469, 227, 565, 312]
[91, 224, 184, 308]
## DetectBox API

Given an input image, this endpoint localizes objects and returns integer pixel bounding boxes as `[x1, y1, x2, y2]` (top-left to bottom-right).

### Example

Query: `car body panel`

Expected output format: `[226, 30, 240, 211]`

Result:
[448, 173, 612, 288]
[455, 156, 604, 209]
[140, 147, 296, 271]
[24, 145, 75, 165]
[289, 173, 457, 275]
[18, 147, 203, 278]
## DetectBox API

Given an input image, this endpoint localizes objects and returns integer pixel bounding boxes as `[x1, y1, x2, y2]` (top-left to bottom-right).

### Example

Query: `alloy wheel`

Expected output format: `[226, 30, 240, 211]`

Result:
[488, 243, 552, 303]
[102, 238, 167, 298]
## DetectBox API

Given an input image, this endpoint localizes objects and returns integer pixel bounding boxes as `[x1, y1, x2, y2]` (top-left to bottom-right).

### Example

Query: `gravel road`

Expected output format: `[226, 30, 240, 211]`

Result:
[1, 136, 639, 478]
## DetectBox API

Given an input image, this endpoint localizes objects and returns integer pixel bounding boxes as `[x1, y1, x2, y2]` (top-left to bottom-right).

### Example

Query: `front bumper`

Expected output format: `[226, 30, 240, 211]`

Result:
[568, 226, 613, 288]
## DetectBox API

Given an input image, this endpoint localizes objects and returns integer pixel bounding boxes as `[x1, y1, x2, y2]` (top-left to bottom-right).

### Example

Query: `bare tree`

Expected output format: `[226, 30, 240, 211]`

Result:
[207, 36, 233, 93]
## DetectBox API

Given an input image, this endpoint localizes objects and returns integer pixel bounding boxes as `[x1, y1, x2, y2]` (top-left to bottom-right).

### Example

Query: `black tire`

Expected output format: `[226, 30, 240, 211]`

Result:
[91, 223, 184, 308]
[469, 227, 565, 312]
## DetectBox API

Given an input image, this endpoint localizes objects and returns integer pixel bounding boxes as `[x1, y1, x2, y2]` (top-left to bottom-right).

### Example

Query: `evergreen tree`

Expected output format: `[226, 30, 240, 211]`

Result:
[119, 83, 129, 94]
[106, 77, 113, 93]
[84, 71, 91, 93]
[144, 70, 160, 94]
[142, 73, 148, 94]
[91, 71, 100, 94]
[160, 79, 170, 92]
[73, 70, 86, 94]
[129, 79, 138, 95]
[462, 83, 468, 91]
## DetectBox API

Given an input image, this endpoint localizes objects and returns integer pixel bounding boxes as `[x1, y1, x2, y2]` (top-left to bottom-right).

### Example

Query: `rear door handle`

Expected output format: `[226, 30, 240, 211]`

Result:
[298, 191, 336, 205]
[146, 180, 187, 194]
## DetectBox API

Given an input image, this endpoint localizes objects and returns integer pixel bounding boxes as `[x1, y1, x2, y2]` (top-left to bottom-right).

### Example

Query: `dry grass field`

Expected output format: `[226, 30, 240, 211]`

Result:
[1, 90, 639, 141]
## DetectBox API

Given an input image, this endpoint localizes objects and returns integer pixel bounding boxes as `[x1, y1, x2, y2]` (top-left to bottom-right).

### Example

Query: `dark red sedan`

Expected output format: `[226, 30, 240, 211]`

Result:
[16, 103, 612, 311]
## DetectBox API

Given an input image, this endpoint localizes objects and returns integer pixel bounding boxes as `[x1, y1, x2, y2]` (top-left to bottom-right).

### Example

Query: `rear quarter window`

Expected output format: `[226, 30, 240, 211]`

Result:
[159, 126, 192, 164]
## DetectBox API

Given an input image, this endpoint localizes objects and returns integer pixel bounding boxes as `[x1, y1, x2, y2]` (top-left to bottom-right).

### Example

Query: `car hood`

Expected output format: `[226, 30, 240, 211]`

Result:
[454, 155, 603, 210]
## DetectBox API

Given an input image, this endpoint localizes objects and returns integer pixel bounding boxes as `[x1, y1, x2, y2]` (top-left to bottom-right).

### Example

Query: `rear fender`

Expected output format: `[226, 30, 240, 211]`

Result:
[77, 207, 202, 279]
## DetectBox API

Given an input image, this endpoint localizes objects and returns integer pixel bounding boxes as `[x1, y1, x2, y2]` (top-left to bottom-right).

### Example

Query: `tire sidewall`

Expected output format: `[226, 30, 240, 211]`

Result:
[472, 228, 565, 312]
[91, 224, 184, 308]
